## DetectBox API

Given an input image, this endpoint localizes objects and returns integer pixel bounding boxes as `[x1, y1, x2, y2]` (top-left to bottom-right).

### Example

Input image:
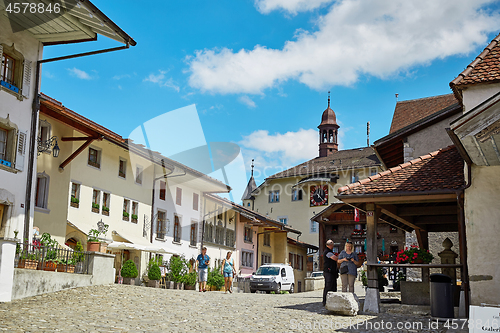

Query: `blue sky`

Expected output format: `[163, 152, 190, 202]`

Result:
[39, 0, 500, 201]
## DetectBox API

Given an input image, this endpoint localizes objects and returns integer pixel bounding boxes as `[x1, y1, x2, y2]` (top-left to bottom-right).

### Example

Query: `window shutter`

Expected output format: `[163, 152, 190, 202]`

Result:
[22, 59, 32, 99]
[0, 45, 3, 71]
[15, 130, 27, 171]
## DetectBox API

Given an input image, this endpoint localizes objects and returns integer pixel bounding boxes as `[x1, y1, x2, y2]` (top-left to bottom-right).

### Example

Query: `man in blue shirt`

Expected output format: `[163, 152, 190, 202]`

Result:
[196, 247, 210, 292]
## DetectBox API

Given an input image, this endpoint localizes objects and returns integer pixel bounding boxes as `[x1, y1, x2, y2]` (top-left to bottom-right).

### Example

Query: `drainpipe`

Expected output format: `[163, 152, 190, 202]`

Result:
[24, 44, 131, 243]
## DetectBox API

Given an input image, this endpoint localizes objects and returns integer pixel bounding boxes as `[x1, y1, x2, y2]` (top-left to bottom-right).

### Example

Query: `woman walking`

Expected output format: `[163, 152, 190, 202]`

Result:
[221, 251, 236, 293]
[338, 241, 360, 293]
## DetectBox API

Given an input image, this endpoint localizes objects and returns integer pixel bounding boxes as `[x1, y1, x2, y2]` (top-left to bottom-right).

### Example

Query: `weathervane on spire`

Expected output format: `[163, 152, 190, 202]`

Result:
[251, 159, 254, 177]
[328, 91, 331, 108]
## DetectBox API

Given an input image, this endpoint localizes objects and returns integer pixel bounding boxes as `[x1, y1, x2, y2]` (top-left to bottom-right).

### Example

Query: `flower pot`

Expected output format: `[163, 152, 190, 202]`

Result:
[131, 218, 137, 223]
[87, 241, 100, 252]
[123, 216, 129, 221]
[70, 202, 79, 208]
[92, 207, 99, 213]
[184, 284, 195, 290]
[57, 264, 75, 273]
[174, 282, 184, 290]
[18, 259, 38, 270]
[99, 243, 107, 253]
[43, 261, 57, 271]
[415, 259, 424, 264]
[123, 277, 136, 285]
[165, 281, 174, 289]
[102, 210, 109, 216]
[148, 280, 160, 288]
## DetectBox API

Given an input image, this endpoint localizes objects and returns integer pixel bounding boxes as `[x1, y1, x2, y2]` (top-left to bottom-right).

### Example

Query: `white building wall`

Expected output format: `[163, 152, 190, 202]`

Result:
[0, 16, 43, 240]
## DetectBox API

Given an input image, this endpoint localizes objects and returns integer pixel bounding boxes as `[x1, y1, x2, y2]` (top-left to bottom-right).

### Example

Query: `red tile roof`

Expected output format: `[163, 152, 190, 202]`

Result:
[389, 94, 458, 134]
[337, 146, 464, 195]
[450, 33, 500, 100]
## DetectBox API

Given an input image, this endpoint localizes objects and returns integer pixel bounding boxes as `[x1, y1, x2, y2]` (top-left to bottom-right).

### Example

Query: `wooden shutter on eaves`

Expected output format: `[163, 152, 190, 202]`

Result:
[15, 130, 27, 172]
[22, 59, 32, 99]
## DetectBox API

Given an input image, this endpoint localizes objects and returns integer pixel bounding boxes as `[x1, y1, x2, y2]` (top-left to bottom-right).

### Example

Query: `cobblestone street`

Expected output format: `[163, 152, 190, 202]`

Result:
[0, 285, 469, 333]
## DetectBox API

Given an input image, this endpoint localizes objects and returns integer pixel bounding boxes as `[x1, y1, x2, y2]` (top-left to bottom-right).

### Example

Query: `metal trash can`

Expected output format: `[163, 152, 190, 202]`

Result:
[430, 273, 454, 318]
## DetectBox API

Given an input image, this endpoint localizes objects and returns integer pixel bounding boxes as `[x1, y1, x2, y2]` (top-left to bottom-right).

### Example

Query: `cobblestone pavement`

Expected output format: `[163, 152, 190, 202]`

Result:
[0, 285, 468, 333]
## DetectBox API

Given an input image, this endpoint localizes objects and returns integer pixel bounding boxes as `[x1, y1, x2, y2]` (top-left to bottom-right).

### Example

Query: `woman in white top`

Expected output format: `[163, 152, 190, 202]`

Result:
[221, 251, 236, 293]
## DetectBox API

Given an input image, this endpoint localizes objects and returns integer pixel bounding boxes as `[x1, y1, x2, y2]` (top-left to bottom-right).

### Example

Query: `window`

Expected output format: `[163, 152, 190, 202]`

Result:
[203, 222, 213, 243]
[176, 187, 182, 205]
[131, 201, 138, 223]
[123, 199, 130, 221]
[70, 182, 80, 207]
[1, 53, 15, 86]
[225, 229, 235, 248]
[0, 128, 7, 161]
[0, 120, 25, 171]
[38, 119, 51, 147]
[92, 189, 100, 213]
[159, 181, 166, 200]
[193, 193, 199, 211]
[190, 222, 197, 246]
[173, 215, 181, 243]
[278, 216, 288, 225]
[88, 147, 100, 168]
[215, 225, 224, 245]
[241, 250, 253, 268]
[351, 171, 359, 183]
[268, 190, 280, 203]
[102, 192, 110, 215]
[263, 233, 271, 246]
[292, 189, 303, 201]
[289, 253, 303, 270]
[118, 159, 126, 178]
[1, 44, 31, 99]
[261, 252, 272, 264]
[35, 173, 49, 209]
[244, 225, 253, 242]
[157, 211, 166, 239]
[310, 220, 318, 233]
[331, 225, 338, 234]
[354, 245, 363, 254]
[135, 165, 143, 184]
[332, 246, 339, 254]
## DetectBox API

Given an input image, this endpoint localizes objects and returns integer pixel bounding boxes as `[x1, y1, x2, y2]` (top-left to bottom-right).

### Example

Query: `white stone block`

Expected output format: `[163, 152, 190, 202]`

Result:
[325, 292, 360, 316]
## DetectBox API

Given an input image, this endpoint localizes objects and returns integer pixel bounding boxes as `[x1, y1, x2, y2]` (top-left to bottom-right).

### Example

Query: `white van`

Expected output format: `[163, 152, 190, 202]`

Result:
[250, 263, 295, 293]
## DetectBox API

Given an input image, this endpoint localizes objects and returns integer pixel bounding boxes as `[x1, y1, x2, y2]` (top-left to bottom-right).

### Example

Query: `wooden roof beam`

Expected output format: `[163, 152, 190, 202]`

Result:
[59, 138, 94, 170]
[399, 205, 457, 216]
[378, 204, 423, 231]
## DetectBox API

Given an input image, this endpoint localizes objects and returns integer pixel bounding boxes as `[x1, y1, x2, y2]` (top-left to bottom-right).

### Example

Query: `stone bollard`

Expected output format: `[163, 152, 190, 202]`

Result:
[438, 238, 458, 283]
[0, 238, 17, 302]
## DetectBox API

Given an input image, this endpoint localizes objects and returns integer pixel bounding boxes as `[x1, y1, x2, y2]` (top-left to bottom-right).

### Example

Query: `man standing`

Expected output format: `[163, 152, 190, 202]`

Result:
[196, 247, 210, 292]
[323, 239, 338, 306]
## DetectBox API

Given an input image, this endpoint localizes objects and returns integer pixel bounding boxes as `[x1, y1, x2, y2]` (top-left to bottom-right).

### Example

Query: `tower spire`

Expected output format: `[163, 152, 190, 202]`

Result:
[328, 91, 330, 108]
[251, 159, 254, 177]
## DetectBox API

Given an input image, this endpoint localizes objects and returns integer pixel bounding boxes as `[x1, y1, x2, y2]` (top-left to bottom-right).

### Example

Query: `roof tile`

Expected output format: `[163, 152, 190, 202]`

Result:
[338, 146, 464, 195]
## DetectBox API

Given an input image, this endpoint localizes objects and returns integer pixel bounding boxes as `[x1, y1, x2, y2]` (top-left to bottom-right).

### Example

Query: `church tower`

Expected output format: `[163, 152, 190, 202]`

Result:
[318, 92, 340, 157]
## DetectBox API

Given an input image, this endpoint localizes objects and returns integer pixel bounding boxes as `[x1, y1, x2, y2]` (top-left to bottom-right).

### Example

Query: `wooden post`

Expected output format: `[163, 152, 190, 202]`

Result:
[319, 222, 326, 271]
[416, 229, 430, 283]
[364, 203, 380, 313]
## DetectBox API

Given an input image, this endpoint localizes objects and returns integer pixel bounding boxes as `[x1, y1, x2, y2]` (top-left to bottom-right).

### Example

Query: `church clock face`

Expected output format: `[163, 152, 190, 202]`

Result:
[310, 185, 328, 206]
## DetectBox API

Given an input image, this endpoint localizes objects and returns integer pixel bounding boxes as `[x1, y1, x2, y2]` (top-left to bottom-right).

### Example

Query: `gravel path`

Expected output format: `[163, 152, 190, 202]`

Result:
[0, 285, 467, 332]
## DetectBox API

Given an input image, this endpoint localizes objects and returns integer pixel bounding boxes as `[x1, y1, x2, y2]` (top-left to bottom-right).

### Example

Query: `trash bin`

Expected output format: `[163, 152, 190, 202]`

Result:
[430, 273, 454, 318]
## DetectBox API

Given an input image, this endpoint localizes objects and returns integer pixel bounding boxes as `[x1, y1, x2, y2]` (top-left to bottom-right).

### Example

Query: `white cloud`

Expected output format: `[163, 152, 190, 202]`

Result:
[144, 70, 180, 92]
[188, 0, 499, 94]
[67, 67, 92, 80]
[255, 0, 334, 14]
[113, 74, 131, 80]
[239, 129, 319, 170]
[238, 95, 257, 108]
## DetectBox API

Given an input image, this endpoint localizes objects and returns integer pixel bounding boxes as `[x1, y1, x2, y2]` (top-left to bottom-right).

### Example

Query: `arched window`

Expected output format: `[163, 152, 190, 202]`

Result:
[329, 130, 334, 143]
[323, 130, 327, 143]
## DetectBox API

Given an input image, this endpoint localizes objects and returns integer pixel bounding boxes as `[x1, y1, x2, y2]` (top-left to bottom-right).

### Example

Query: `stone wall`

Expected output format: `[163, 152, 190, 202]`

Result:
[11, 252, 115, 300]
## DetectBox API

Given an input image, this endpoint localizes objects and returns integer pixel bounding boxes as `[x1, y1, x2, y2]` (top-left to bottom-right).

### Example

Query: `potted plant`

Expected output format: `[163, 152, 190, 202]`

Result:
[131, 214, 138, 223]
[40, 233, 59, 271]
[87, 224, 109, 252]
[102, 206, 110, 216]
[18, 252, 39, 270]
[73, 241, 85, 273]
[70, 196, 79, 208]
[148, 263, 162, 288]
[121, 259, 138, 285]
[207, 266, 225, 291]
[123, 211, 129, 221]
[360, 270, 368, 290]
[57, 258, 76, 273]
[393, 271, 405, 291]
[167, 255, 187, 289]
[91, 203, 100, 213]
[182, 271, 197, 290]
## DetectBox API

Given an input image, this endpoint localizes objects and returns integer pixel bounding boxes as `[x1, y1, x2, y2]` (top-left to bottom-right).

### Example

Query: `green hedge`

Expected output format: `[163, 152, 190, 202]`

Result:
[121, 260, 138, 278]
[148, 263, 161, 281]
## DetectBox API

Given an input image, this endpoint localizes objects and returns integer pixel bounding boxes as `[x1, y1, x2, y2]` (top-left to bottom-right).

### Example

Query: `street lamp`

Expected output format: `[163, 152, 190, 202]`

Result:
[37, 136, 60, 157]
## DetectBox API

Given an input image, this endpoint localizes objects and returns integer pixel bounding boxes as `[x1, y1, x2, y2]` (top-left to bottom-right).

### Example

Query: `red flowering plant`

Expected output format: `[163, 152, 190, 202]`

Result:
[395, 246, 434, 264]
